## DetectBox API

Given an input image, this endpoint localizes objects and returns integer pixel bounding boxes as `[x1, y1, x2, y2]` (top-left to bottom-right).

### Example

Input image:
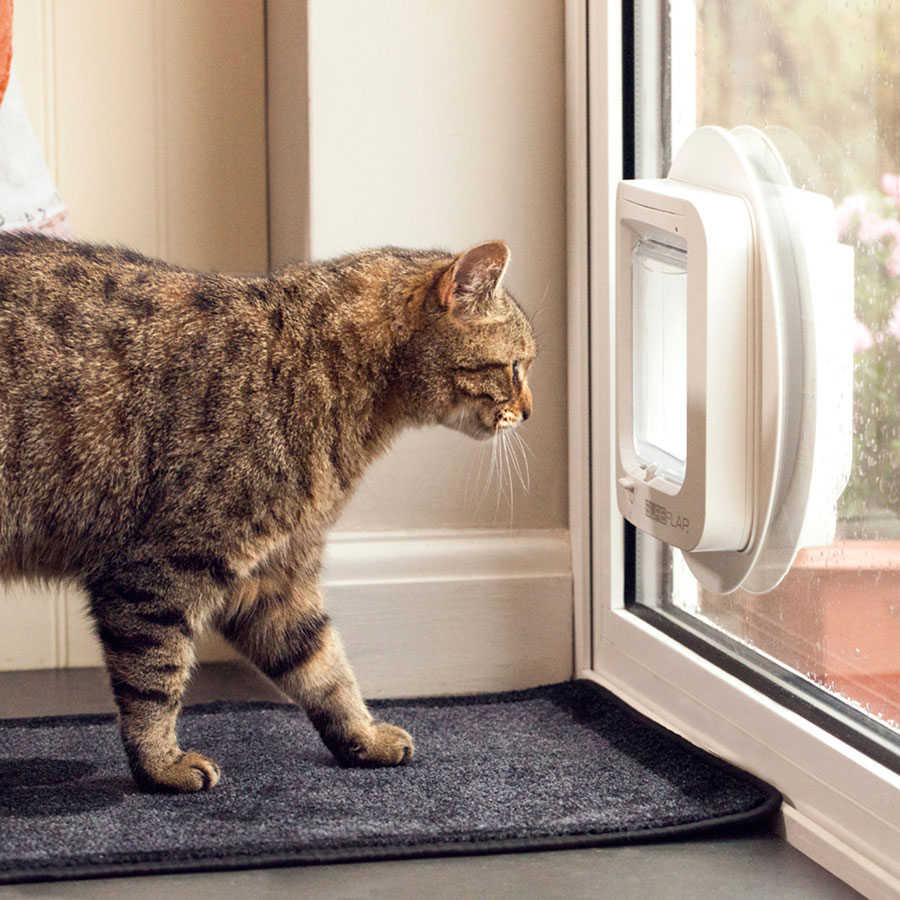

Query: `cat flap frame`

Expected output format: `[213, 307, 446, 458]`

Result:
[615, 125, 853, 596]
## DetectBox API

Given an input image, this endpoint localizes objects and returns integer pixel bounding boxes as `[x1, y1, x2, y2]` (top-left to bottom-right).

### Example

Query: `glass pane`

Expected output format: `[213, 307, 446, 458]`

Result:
[635, 0, 900, 746]
[632, 238, 688, 486]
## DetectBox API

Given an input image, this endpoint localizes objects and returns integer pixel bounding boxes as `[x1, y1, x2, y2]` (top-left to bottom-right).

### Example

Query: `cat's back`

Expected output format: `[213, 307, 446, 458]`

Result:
[0, 231, 190, 339]
[0, 233, 279, 575]
[0, 231, 275, 373]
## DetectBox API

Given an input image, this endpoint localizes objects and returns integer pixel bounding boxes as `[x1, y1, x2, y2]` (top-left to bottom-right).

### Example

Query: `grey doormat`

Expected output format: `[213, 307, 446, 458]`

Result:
[0, 680, 780, 884]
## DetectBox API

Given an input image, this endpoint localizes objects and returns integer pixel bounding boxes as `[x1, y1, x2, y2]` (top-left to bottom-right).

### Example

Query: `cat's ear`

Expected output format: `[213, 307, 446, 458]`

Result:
[439, 240, 510, 317]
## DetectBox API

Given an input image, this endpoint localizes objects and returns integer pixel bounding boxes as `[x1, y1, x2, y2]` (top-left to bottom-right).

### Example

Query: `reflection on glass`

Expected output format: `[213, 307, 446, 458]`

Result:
[647, 0, 900, 738]
[632, 238, 688, 486]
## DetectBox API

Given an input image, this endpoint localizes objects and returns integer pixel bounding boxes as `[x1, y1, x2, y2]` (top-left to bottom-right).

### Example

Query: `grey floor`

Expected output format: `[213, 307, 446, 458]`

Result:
[0, 664, 864, 900]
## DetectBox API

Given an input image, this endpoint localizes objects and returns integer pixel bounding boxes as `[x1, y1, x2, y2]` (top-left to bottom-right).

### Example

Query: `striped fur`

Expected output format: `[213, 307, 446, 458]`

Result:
[0, 234, 536, 792]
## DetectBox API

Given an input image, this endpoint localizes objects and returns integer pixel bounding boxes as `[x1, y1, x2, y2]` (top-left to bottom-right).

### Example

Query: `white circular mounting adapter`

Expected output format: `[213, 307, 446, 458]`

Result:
[615, 126, 853, 595]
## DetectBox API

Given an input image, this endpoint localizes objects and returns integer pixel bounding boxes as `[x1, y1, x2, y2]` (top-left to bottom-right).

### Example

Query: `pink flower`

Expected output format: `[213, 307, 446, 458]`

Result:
[882, 173, 900, 212]
[857, 211, 900, 246]
[853, 318, 875, 351]
[888, 245, 900, 279]
[887, 301, 900, 344]
[834, 194, 867, 238]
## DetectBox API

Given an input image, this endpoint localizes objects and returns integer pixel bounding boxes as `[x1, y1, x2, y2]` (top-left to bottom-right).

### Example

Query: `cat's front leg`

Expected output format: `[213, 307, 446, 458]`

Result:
[86, 567, 222, 793]
[219, 580, 413, 767]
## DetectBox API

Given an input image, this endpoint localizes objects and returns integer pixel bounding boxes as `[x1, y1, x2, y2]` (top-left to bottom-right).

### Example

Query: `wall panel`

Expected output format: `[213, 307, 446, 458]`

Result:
[13, 0, 267, 271]
[2, 0, 268, 671]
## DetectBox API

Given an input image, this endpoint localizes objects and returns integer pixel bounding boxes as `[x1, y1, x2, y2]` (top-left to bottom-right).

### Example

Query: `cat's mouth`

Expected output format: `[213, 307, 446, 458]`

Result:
[444, 405, 523, 441]
[443, 405, 497, 441]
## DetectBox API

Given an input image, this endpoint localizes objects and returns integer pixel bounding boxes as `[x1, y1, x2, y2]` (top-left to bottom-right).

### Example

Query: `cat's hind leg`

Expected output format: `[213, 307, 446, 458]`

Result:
[86, 566, 222, 792]
[218, 577, 413, 767]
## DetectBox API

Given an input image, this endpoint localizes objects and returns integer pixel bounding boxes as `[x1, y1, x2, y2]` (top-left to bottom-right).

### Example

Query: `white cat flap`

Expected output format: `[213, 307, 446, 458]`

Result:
[615, 125, 854, 595]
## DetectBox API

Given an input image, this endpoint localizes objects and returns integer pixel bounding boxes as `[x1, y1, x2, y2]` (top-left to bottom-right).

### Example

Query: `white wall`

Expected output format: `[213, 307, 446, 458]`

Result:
[13, 0, 268, 273]
[287, 0, 570, 532]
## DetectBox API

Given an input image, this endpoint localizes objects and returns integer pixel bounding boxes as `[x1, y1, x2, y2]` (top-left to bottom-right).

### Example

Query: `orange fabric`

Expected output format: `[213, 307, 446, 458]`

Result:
[0, 0, 11, 108]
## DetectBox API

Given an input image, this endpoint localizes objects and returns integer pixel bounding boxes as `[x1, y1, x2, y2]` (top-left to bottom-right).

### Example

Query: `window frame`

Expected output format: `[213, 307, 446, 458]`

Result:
[628, 0, 900, 774]
[566, 2, 900, 895]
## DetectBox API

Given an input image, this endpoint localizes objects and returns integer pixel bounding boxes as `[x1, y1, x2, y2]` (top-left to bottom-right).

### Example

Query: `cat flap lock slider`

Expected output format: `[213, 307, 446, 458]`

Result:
[615, 126, 853, 595]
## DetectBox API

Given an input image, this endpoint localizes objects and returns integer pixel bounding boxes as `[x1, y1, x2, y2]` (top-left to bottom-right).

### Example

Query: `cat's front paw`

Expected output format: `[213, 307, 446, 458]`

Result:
[340, 721, 414, 767]
[135, 750, 222, 793]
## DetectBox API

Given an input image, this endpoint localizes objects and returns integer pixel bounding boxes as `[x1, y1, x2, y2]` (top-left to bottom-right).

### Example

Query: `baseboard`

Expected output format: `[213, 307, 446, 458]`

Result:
[777, 805, 900, 900]
[1, 529, 574, 699]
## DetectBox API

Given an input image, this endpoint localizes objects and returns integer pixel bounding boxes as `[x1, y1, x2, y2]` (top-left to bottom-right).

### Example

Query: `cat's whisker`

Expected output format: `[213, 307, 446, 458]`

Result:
[526, 279, 552, 334]
[497, 431, 507, 525]
[462, 440, 478, 511]
[503, 431, 516, 528]
[458, 410, 477, 508]
[467, 437, 482, 498]
[511, 428, 537, 460]
[513, 432, 534, 491]
[511, 430, 532, 489]
[494, 431, 506, 517]
[479, 432, 490, 496]
[532, 280, 551, 322]
[506, 430, 529, 492]
[482, 429, 499, 504]
[467, 436, 491, 514]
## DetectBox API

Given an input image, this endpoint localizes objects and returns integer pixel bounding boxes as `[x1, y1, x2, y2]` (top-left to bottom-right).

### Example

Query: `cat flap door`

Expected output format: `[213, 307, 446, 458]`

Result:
[615, 125, 854, 595]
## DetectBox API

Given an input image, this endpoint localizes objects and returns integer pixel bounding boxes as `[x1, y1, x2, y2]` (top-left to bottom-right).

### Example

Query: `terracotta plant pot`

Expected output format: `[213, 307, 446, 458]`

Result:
[702, 541, 900, 728]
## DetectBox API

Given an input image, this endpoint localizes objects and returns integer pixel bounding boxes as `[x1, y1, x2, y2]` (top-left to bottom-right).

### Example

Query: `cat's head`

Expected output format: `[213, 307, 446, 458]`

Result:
[405, 241, 536, 439]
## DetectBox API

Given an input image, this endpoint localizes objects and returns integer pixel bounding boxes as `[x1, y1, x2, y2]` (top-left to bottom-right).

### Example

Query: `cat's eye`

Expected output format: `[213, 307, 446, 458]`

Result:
[512, 360, 521, 388]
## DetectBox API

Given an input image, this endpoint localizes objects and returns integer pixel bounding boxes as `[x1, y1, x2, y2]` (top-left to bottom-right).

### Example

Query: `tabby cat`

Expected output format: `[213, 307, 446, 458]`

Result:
[0, 233, 535, 792]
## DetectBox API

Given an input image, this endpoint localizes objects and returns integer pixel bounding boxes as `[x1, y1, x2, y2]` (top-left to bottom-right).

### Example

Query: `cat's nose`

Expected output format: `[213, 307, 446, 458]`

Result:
[520, 384, 533, 422]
